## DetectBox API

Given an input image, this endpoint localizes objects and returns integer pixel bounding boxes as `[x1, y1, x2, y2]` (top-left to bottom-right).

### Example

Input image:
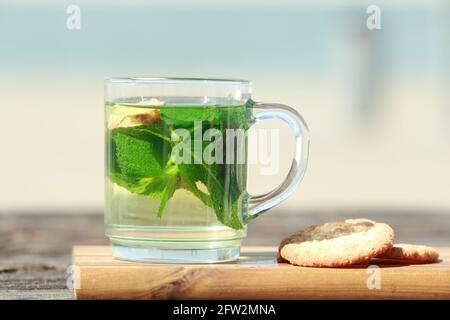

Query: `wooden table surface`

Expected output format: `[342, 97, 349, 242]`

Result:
[1, 211, 450, 299]
[74, 245, 450, 300]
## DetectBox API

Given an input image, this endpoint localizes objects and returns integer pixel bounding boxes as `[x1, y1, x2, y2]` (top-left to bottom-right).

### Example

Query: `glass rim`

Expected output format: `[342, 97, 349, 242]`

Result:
[105, 77, 251, 85]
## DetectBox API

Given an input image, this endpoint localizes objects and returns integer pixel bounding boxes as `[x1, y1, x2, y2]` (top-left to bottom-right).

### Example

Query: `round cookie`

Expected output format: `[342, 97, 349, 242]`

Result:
[279, 219, 394, 267]
[376, 243, 439, 264]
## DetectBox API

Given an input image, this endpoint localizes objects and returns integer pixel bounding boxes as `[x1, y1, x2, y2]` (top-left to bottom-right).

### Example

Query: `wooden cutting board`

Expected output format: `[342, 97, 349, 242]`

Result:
[72, 246, 450, 300]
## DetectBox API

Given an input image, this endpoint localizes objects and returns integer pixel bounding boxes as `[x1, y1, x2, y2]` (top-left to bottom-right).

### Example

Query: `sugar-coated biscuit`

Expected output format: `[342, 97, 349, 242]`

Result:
[376, 243, 439, 263]
[279, 219, 395, 267]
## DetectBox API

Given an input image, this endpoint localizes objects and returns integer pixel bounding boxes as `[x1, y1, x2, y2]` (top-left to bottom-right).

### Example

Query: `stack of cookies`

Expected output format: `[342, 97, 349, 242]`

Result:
[278, 219, 439, 267]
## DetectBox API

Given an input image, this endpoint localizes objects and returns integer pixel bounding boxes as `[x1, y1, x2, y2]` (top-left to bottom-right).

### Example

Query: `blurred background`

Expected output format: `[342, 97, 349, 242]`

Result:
[1, 0, 449, 215]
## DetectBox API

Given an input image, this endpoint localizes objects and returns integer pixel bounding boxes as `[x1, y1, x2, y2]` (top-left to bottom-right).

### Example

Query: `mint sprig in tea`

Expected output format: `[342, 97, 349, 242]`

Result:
[105, 101, 254, 246]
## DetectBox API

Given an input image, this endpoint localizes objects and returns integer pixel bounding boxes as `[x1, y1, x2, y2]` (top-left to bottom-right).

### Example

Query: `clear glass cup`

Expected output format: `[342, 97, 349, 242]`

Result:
[104, 77, 309, 263]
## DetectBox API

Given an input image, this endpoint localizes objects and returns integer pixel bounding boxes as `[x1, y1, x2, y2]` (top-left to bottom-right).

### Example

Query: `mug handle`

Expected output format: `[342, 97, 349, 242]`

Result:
[246, 102, 310, 220]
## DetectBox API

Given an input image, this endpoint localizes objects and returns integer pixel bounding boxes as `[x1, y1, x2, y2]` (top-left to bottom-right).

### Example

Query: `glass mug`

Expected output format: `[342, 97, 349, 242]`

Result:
[104, 77, 309, 263]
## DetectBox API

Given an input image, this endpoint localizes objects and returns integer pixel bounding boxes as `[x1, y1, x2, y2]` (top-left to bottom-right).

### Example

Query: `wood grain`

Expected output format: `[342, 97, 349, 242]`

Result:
[73, 245, 450, 300]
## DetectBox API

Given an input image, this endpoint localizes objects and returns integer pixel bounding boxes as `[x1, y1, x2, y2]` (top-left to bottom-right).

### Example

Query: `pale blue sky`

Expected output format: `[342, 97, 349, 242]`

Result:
[0, 1, 445, 77]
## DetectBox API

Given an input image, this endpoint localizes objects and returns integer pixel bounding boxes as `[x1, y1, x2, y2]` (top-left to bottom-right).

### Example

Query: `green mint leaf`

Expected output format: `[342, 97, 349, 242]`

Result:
[155, 168, 178, 218]
[178, 141, 245, 229]
[110, 124, 172, 179]
[160, 107, 222, 127]
[205, 163, 245, 230]
[109, 123, 179, 219]
[115, 165, 179, 219]
[160, 105, 253, 129]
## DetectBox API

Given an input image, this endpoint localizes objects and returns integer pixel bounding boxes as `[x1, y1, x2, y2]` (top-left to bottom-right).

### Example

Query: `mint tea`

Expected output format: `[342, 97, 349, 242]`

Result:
[104, 77, 309, 263]
[105, 101, 253, 261]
